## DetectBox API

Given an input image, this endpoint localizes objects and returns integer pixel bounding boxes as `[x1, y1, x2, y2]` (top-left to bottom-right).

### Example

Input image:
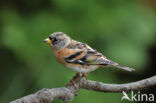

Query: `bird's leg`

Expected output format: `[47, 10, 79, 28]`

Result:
[67, 73, 82, 89]
[82, 73, 87, 78]
[76, 72, 80, 76]
[71, 74, 82, 89]
[71, 73, 88, 88]
[67, 73, 87, 89]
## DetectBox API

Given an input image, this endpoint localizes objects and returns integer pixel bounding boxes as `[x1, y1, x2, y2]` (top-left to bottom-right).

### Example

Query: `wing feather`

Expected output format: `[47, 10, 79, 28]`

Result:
[64, 42, 110, 65]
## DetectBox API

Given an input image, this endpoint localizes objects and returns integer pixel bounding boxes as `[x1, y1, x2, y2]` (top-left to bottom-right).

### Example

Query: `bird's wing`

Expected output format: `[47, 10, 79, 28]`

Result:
[64, 41, 135, 71]
[64, 41, 114, 66]
[63, 40, 87, 64]
[81, 48, 118, 66]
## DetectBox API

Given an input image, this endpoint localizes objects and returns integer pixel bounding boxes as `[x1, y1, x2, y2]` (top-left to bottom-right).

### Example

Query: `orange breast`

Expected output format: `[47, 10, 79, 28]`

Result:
[55, 48, 70, 65]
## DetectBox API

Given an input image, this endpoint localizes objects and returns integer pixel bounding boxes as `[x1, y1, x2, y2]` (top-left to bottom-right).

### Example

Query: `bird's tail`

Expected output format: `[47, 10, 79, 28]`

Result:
[107, 60, 135, 72]
[100, 58, 135, 72]
[115, 64, 135, 72]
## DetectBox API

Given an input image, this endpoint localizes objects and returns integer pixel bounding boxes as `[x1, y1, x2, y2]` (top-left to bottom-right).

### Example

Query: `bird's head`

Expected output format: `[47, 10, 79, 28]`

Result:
[43, 32, 71, 50]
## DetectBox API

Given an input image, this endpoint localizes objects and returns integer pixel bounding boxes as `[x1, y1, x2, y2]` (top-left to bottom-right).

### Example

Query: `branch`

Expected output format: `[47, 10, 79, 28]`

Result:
[10, 75, 156, 103]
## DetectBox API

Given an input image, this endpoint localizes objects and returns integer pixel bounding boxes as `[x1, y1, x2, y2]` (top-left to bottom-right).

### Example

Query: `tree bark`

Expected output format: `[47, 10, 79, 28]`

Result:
[10, 75, 156, 103]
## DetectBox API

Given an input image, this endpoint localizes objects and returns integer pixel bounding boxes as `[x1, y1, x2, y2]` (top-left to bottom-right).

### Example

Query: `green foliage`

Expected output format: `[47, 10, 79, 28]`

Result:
[0, 0, 156, 103]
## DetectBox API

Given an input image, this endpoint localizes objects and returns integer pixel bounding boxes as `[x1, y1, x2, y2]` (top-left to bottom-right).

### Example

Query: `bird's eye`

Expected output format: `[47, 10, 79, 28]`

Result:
[49, 37, 57, 42]
[53, 38, 57, 42]
[50, 37, 58, 45]
[52, 37, 57, 42]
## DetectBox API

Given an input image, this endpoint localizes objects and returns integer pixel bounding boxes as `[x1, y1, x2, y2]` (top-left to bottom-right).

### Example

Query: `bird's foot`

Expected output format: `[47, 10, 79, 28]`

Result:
[67, 73, 82, 89]
[82, 73, 87, 78]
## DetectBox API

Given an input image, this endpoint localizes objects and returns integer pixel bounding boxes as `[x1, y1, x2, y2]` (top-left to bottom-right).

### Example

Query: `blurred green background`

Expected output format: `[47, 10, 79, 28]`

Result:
[0, 0, 156, 103]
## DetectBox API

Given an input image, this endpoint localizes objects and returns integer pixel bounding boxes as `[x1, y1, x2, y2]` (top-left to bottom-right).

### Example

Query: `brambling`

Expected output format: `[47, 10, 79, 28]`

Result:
[43, 32, 135, 84]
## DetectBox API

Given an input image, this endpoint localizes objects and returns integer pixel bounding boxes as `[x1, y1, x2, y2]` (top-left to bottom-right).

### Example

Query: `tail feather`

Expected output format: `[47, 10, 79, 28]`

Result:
[116, 65, 135, 72]
[100, 58, 135, 72]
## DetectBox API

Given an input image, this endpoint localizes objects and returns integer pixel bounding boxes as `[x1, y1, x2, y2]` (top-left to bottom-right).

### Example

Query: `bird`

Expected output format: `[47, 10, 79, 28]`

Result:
[43, 32, 135, 86]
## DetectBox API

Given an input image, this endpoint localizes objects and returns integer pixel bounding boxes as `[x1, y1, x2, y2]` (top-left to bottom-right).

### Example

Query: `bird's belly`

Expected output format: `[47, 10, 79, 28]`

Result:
[66, 65, 98, 73]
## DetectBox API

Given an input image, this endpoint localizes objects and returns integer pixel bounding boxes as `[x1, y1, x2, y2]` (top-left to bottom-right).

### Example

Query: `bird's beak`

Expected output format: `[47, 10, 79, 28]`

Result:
[43, 38, 52, 44]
